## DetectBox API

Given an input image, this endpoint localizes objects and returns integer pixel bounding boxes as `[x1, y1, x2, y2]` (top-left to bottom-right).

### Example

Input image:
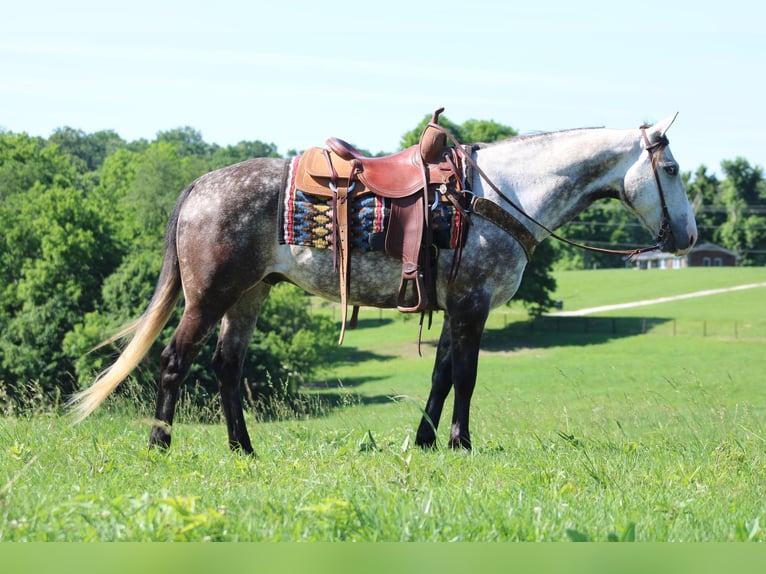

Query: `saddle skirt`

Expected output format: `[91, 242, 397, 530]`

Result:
[281, 156, 465, 253]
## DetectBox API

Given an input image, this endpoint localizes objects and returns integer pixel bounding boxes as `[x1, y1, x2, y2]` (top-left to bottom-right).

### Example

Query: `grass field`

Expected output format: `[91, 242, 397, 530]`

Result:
[1, 267, 765, 541]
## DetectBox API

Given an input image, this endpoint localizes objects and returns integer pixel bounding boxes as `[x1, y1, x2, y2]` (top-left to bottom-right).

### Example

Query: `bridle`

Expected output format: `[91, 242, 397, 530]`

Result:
[429, 121, 674, 261]
[639, 126, 673, 251]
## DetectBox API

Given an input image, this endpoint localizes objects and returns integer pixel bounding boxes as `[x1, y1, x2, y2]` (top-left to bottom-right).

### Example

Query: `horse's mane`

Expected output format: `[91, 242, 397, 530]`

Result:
[478, 126, 605, 148]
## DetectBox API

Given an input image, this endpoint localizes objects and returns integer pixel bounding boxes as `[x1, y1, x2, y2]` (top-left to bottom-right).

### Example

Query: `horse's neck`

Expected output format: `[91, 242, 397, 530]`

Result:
[475, 129, 640, 236]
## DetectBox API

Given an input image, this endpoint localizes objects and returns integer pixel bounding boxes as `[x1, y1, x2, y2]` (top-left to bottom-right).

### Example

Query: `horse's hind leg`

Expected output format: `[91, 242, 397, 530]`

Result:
[416, 318, 453, 448]
[149, 304, 225, 450]
[212, 283, 271, 455]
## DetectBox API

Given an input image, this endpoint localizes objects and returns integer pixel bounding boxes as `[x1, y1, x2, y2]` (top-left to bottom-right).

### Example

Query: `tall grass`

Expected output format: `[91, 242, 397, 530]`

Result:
[1, 268, 765, 541]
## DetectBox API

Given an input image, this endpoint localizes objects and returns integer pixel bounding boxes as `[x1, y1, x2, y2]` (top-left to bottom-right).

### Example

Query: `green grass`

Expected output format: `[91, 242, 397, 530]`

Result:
[1, 268, 765, 541]
[550, 266, 766, 311]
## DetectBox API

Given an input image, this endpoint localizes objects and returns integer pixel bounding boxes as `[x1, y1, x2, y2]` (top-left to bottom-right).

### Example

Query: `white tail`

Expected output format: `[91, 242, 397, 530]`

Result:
[68, 279, 180, 422]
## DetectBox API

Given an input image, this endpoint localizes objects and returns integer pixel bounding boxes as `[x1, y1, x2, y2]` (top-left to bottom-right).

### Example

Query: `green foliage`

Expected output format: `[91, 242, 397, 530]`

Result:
[49, 127, 126, 173]
[686, 165, 725, 239]
[242, 284, 340, 415]
[716, 158, 766, 265]
[63, 249, 165, 387]
[513, 239, 557, 316]
[0, 133, 122, 398]
[0, 131, 83, 197]
[552, 202, 645, 270]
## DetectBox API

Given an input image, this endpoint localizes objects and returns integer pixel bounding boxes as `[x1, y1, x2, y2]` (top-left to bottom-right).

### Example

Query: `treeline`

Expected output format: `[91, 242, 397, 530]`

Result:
[0, 127, 338, 411]
[554, 159, 766, 269]
[1, 120, 763, 411]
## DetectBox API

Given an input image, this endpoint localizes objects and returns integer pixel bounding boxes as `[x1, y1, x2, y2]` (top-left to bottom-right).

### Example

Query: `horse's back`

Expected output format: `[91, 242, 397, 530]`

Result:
[174, 157, 288, 298]
[188, 156, 287, 213]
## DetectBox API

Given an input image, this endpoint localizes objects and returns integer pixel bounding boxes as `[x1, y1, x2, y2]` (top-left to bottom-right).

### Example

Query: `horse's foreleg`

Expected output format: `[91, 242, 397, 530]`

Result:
[149, 307, 221, 450]
[212, 284, 270, 455]
[416, 318, 453, 448]
[447, 293, 490, 449]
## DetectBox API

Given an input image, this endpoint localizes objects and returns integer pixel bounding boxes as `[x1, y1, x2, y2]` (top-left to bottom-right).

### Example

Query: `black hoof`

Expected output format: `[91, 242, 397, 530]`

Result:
[449, 425, 471, 450]
[229, 440, 255, 456]
[416, 434, 438, 449]
[149, 420, 173, 450]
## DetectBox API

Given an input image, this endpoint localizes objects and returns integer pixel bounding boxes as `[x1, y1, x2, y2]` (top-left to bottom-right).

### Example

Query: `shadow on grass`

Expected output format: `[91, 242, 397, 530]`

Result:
[254, 386, 400, 422]
[481, 316, 673, 351]
[255, 315, 676, 421]
[308, 391, 395, 410]
[348, 317, 396, 329]
[332, 346, 397, 366]
[304, 373, 391, 389]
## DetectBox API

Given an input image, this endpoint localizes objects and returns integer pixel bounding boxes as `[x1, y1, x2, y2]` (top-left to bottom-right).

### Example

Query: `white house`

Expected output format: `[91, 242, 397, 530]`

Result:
[632, 243, 738, 270]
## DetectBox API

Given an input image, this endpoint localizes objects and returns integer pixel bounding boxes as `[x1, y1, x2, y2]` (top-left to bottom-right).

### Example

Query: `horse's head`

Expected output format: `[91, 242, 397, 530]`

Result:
[622, 115, 697, 255]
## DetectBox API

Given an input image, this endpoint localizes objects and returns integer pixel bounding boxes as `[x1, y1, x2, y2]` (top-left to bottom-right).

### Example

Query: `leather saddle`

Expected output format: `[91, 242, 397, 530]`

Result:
[293, 108, 464, 342]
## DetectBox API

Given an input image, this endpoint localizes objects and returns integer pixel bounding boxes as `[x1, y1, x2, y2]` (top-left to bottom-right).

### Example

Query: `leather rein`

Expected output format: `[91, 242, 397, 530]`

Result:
[429, 122, 673, 261]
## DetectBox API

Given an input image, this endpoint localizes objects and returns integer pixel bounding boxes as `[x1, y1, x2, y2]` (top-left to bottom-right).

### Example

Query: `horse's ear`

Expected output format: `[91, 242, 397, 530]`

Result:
[654, 113, 679, 138]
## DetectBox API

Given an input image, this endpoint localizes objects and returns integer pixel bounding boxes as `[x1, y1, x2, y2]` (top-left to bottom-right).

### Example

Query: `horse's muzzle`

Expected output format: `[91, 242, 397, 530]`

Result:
[662, 229, 696, 256]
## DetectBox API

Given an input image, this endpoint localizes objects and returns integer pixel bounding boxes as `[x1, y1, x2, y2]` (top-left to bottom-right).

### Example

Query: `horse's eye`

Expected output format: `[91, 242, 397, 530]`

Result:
[662, 163, 678, 177]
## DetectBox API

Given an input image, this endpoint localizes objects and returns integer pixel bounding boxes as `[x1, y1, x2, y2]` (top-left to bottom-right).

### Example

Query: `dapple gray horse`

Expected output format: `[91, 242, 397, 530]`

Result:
[70, 115, 697, 454]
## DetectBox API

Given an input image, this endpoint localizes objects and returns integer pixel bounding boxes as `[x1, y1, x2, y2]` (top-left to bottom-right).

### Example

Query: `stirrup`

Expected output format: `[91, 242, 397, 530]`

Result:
[396, 266, 428, 313]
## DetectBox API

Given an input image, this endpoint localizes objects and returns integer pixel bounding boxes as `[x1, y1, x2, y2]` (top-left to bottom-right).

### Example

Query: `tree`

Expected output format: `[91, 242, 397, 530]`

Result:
[721, 157, 766, 205]
[554, 204, 630, 270]
[514, 240, 558, 316]
[0, 179, 122, 398]
[156, 127, 212, 158]
[210, 140, 280, 167]
[49, 127, 126, 173]
[0, 131, 82, 199]
[242, 284, 340, 414]
[120, 141, 194, 250]
[716, 158, 766, 265]
[685, 166, 724, 245]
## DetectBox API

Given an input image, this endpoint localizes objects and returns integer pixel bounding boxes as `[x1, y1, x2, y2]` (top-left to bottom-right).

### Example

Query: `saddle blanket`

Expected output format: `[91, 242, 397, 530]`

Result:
[279, 155, 465, 253]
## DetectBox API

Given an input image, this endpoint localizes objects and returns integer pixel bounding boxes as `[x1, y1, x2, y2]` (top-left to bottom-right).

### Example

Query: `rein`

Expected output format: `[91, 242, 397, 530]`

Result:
[428, 122, 672, 261]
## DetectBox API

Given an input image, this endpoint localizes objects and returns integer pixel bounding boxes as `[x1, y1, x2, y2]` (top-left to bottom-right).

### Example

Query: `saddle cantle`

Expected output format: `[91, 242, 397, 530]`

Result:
[292, 108, 466, 343]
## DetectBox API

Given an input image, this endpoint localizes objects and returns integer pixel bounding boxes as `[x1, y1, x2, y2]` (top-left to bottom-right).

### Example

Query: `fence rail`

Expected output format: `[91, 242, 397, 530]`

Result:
[511, 315, 766, 339]
[320, 303, 766, 340]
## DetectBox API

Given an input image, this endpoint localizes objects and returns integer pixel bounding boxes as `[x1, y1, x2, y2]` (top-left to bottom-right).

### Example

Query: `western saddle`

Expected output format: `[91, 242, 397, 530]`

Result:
[293, 108, 467, 342]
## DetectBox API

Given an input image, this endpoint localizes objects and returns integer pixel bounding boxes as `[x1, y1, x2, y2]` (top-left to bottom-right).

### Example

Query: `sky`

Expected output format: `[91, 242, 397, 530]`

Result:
[2, 0, 763, 176]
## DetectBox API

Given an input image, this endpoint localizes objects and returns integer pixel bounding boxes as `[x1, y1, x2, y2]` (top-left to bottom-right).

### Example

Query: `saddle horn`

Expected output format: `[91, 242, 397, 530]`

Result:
[419, 107, 447, 164]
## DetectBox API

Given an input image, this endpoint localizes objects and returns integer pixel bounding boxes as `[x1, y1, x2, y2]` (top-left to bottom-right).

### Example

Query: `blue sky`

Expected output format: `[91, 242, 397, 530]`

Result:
[2, 0, 763, 175]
